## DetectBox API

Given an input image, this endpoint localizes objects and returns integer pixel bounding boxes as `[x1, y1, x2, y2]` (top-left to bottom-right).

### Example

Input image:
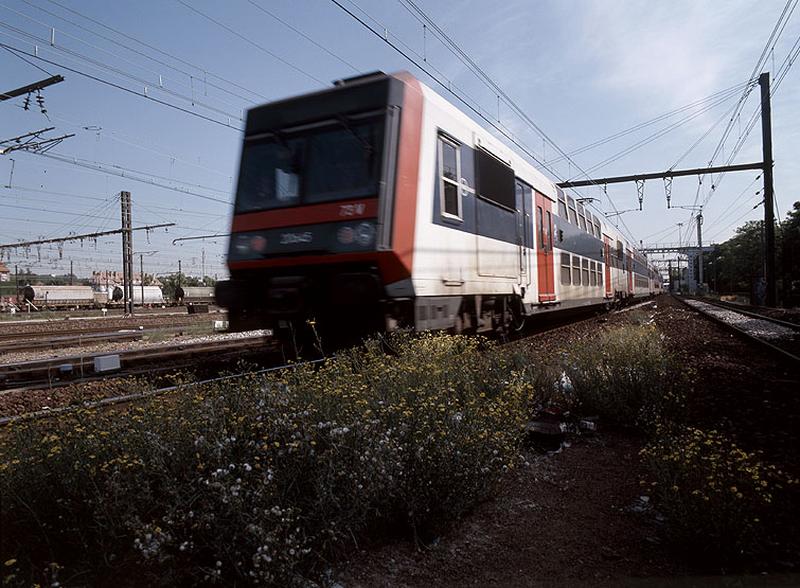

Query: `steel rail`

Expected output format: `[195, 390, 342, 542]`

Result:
[673, 295, 800, 367]
[687, 296, 800, 331]
[0, 334, 274, 388]
[0, 297, 661, 425]
[0, 358, 327, 427]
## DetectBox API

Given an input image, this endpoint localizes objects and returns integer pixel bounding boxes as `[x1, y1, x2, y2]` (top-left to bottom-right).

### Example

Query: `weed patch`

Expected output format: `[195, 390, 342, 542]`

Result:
[561, 325, 685, 430]
[0, 333, 535, 586]
[641, 426, 798, 565]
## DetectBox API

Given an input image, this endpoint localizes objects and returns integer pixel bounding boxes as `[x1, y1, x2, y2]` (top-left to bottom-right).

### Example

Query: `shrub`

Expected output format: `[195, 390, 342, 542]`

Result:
[0, 333, 533, 586]
[561, 325, 685, 430]
[641, 426, 799, 564]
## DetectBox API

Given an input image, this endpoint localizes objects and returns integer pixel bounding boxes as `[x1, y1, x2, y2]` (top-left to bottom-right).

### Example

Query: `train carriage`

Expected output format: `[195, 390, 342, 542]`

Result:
[22, 285, 96, 309]
[216, 71, 661, 342]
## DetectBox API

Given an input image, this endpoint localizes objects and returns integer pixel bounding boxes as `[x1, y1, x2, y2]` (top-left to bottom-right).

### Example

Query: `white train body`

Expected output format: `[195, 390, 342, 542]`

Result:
[219, 72, 661, 336]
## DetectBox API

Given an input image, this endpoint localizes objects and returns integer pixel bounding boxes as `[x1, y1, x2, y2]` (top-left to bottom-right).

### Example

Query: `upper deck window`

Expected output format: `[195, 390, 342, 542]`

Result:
[566, 196, 578, 225]
[235, 116, 384, 214]
[557, 191, 568, 218]
[438, 135, 462, 219]
[476, 149, 515, 210]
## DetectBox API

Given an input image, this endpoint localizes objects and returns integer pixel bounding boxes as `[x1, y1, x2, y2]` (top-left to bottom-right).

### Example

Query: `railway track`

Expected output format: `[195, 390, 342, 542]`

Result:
[0, 324, 225, 355]
[675, 295, 800, 367]
[689, 296, 800, 326]
[0, 331, 275, 389]
[0, 331, 146, 354]
[0, 316, 219, 341]
[0, 298, 658, 425]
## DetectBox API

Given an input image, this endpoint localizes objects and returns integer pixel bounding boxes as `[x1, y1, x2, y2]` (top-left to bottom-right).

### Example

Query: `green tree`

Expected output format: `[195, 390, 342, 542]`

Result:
[780, 201, 800, 305]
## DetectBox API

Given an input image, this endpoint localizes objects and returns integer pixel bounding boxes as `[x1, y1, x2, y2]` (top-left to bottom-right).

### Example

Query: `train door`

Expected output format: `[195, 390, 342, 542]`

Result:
[534, 191, 555, 302]
[516, 181, 533, 290]
[603, 235, 613, 298]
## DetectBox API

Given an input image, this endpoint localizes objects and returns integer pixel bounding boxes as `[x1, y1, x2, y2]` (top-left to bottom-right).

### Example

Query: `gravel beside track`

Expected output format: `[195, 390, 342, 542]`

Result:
[681, 297, 800, 363]
[0, 311, 225, 338]
[0, 327, 257, 365]
[700, 297, 800, 325]
[0, 330, 274, 391]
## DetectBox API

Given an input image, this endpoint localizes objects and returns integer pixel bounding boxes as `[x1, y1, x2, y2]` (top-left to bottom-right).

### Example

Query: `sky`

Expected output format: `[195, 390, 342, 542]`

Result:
[1, 0, 798, 280]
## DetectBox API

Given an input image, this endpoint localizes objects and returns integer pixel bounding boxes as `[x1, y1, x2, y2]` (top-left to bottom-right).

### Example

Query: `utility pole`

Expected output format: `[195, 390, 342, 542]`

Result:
[120, 191, 134, 315]
[14, 264, 18, 302]
[201, 248, 205, 283]
[697, 211, 703, 291]
[177, 259, 182, 287]
[140, 253, 144, 309]
[668, 259, 673, 291]
[759, 72, 776, 307]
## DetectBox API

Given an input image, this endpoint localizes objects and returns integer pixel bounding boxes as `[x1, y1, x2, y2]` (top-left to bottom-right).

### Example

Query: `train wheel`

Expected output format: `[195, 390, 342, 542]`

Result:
[509, 296, 526, 332]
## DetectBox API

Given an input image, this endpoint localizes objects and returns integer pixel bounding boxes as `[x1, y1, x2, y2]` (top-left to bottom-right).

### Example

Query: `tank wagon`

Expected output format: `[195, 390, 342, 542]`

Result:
[216, 71, 661, 342]
[132, 285, 165, 306]
[175, 286, 215, 305]
[22, 285, 96, 309]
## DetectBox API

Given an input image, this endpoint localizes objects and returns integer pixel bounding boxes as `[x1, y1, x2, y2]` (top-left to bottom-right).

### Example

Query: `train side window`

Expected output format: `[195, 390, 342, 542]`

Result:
[438, 135, 462, 220]
[537, 207, 544, 249]
[546, 211, 553, 248]
[572, 256, 581, 286]
[476, 148, 515, 209]
[582, 258, 590, 285]
[561, 253, 571, 285]
[567, 203, 578, 225]
[578, 212, 587, 232]
[558, 197, 568, 218]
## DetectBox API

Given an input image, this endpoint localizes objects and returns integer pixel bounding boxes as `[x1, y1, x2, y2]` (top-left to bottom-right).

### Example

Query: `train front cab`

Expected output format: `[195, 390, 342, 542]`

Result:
[217, 72, 425, 343]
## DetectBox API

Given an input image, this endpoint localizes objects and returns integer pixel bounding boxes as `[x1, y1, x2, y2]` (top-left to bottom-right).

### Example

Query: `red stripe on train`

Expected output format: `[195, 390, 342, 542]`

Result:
[231, 198, 379, 233]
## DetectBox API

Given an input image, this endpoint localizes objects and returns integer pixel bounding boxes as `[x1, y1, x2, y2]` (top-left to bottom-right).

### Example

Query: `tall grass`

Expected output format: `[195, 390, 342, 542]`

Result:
[0, 333, 534, 586]
[561, 324, 685, 431]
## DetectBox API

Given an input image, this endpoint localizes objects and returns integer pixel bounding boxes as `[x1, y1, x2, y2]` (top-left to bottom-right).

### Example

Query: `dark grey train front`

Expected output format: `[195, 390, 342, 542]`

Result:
[216, 71, 419, 336]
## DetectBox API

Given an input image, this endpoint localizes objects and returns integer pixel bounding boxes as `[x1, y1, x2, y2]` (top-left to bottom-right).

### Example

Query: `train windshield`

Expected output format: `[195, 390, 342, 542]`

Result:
[235, 116, 384, 213]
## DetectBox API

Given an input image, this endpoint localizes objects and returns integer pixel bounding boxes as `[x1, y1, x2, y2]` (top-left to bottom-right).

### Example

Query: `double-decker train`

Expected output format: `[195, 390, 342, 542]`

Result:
[216, 71, 662, 343]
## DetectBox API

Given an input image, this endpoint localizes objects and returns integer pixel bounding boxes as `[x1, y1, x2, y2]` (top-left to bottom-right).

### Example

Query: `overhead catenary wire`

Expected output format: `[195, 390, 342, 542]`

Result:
[683, 0, 799, 237]
[174, 0, 326, 86]
[0, 4, 251, 117]
[21, 151, 231, 204]
[2, 185, 225, 218]
[0, 20, 246, 124]
[547, 82, 750, 164]
[16, 0, 261, 105]
[245, 0, 360, 73]
[0, 42, 243, 131]
[2, 42, 52, 75]
[376, 0, 641, 242]
[40, 0, 268, 102]
[330, 0, 640, 244]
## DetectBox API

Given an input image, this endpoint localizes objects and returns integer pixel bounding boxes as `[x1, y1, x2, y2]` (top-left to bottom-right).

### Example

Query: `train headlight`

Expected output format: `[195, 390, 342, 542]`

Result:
[337, 225, 355, 245]
[234, 235, 250, 255]
[355, 222, 375, 246]
[250, 235, 267, 253]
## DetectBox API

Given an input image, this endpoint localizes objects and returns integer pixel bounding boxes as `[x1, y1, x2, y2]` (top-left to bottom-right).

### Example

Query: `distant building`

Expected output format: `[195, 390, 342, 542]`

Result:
[0, 261, 9, 283]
